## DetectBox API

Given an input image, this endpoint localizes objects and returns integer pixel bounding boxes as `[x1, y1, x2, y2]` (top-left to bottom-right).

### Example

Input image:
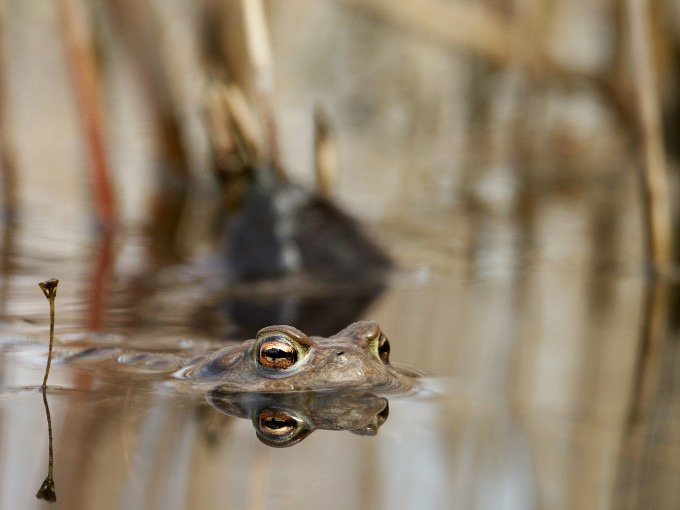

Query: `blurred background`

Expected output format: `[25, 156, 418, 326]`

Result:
[3, 0, 670, 261]
[0, 0, 680, 509]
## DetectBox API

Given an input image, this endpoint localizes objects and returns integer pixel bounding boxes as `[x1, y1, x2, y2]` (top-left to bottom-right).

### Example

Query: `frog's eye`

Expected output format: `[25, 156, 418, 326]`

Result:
[257, 335, 298, 370]
[363, 324, 390, 365]
[378, 334, 390, 364]
[255, 325, 312, 371]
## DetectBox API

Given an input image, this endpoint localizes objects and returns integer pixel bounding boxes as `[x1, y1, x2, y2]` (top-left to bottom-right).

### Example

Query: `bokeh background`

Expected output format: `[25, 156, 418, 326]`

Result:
[0, 1, 680, 509]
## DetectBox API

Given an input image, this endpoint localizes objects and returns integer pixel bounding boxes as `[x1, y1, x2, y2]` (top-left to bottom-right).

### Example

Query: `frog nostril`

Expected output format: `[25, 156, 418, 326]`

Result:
[336, 351, 345, 356]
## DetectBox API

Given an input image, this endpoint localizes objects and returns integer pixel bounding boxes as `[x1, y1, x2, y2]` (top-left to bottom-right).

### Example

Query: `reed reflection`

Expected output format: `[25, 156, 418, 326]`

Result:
[615, 281, 680, 509]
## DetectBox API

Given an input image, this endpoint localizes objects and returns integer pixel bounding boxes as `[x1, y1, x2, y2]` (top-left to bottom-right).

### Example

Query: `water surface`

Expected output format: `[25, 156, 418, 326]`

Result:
[0, 211, 677, 510]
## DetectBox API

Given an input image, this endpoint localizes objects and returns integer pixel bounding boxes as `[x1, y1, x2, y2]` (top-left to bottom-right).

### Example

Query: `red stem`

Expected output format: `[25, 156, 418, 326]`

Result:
[56, 0, 116, 231]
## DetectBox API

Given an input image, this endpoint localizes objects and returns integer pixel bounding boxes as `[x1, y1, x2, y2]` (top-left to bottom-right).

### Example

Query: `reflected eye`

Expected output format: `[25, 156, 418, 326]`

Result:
[258, 409, 300, 437]
[255, 407, 311, 447]
[257, 336, 298, 370]
[378, 334, 390, 364]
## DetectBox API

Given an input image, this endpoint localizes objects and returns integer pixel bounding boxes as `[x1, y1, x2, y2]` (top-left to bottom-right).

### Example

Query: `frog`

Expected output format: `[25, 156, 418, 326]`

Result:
[177, 320, 403, 393]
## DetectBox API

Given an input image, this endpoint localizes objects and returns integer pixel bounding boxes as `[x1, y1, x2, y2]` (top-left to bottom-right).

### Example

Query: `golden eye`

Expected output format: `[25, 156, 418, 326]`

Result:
[255, 407, 311, 447]
[257, 336, 298, 370]
[378, 334, 390, 364]
[258, 409, 300, 437]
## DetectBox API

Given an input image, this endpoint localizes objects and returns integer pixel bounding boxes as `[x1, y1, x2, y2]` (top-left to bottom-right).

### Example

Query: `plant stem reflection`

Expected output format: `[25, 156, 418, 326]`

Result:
[35, 386, 56, 503]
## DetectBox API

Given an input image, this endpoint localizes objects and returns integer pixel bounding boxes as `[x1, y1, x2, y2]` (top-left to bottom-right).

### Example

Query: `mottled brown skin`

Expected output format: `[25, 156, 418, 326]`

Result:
[181, 321, 401, 392]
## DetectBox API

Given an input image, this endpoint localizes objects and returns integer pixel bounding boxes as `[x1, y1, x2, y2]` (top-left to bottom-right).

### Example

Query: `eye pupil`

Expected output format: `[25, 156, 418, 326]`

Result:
[258, 338, 298, 370]
[264, 347, 295, 363]
[263, 417, 289, 430]
[258, 409, 300, 437]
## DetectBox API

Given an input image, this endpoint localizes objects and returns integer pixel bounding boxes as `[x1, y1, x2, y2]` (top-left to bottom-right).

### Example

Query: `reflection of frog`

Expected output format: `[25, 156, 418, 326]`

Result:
[179, 320, 403, 392]
[208, 390, 389, 447]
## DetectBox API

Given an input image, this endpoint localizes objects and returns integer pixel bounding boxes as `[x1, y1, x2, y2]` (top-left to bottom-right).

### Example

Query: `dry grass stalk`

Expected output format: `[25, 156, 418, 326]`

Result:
[241, 0, 278, 163]
[205, 85, 238, 164]
[38, 278, 59, 388]
[625, 0, 673, 273]
[220, 84, 264, 163]
[314, 106, 337, 197]
[205, 81, 262, 176]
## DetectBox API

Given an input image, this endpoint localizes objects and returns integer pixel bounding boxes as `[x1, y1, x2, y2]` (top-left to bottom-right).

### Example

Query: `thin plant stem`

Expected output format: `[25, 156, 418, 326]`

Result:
[36, 278, 58, 504]
[43, 388, 54, 479]
[38, 278, 59, 388]
[36, 279, 59, 501]
[35, 386, 57, 502]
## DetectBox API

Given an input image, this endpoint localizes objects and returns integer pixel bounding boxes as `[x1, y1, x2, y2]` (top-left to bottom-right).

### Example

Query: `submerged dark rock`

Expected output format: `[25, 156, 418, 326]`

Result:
[221, 166, 392, 337]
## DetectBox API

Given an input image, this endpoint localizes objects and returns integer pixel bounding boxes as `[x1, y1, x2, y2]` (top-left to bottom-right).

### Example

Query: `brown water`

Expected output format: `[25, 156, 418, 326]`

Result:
[0, 207, 677, 510]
